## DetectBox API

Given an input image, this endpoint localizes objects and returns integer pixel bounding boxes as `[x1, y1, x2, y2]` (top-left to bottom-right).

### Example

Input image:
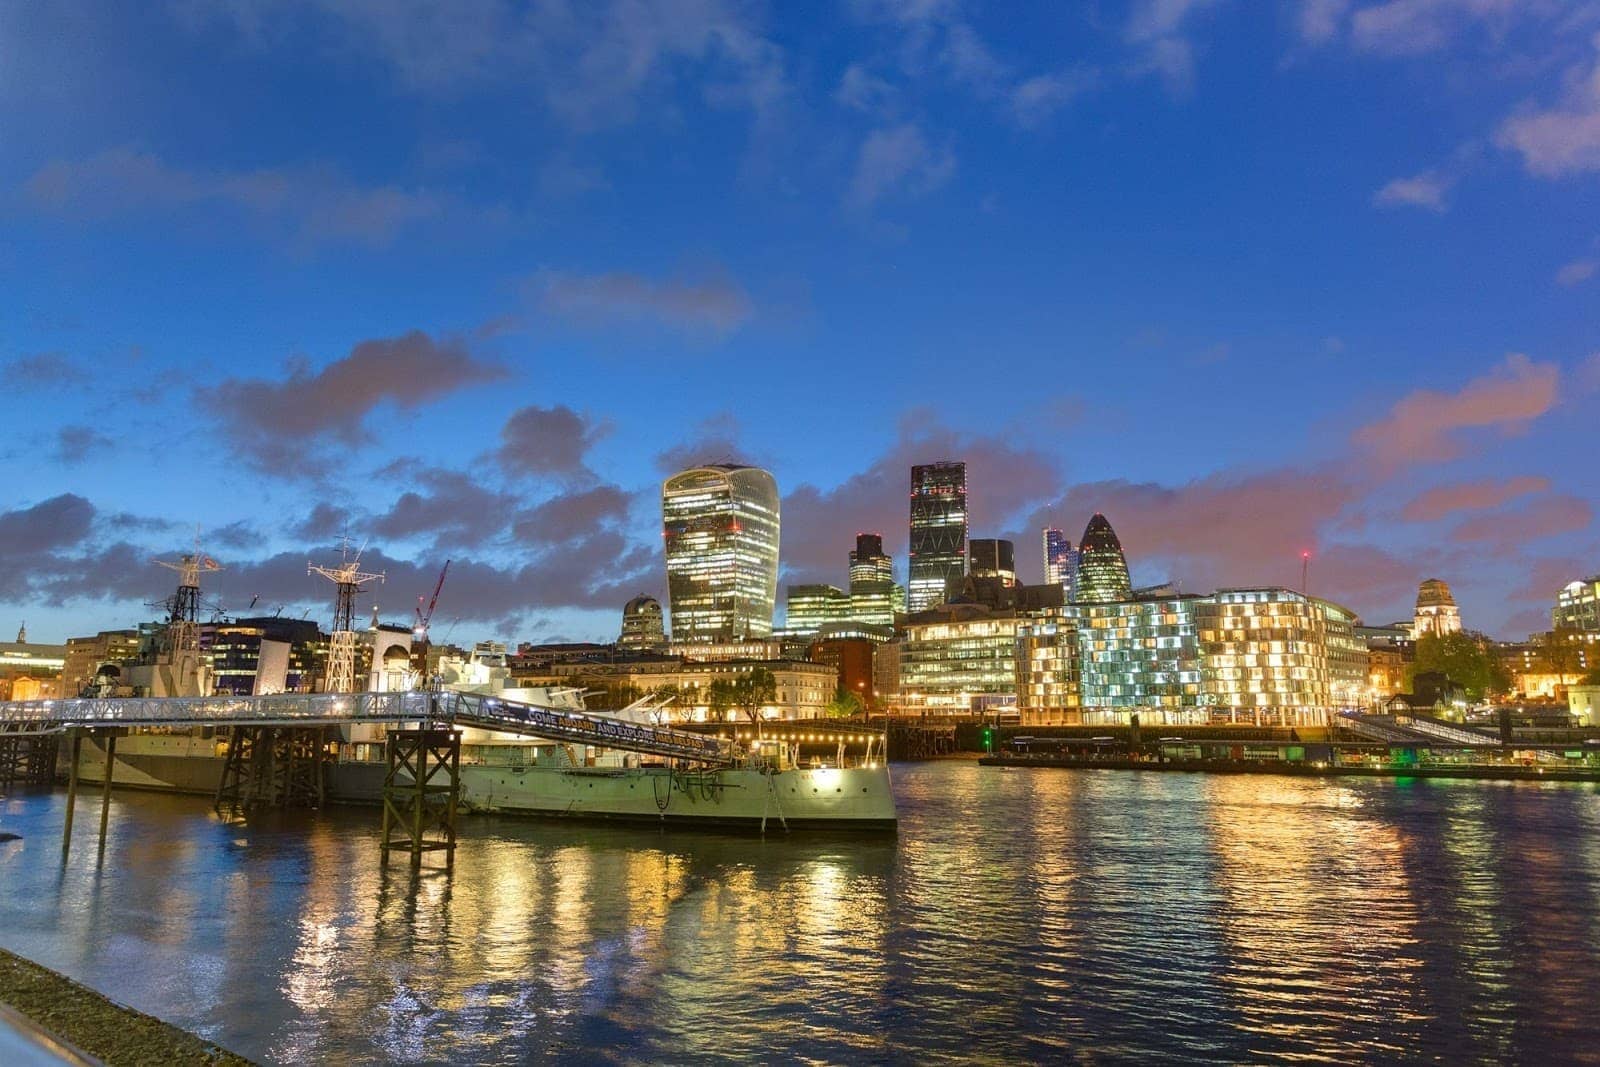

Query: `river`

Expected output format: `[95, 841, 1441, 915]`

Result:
[3, 762, 1599, 1063]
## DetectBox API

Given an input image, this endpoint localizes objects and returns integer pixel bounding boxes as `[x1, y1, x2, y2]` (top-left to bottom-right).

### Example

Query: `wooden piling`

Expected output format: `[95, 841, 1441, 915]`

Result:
[61, 730, 81, 857]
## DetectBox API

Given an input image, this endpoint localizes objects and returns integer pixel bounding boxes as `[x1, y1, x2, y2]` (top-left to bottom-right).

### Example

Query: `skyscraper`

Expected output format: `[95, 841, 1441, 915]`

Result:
[849, 533, 900, 627]
[1043, 528, 1071, 583]
[785, 583, 851, 634]
[968, 538, 1016, 587]
[908, 461, 967, 613]
[1075, 513, 1131, 604]
[662, 465, 781, 643]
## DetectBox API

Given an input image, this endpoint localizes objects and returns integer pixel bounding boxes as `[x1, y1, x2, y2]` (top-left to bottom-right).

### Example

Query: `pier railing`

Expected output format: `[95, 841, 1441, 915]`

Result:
[0, 690, 735, 766]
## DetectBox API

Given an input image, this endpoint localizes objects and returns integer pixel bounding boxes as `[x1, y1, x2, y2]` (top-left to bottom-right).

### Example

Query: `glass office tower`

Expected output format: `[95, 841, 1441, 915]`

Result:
[1075, 512, 1132, 604]
[908, 462, 967, 613]
[662, 465, 780, 642]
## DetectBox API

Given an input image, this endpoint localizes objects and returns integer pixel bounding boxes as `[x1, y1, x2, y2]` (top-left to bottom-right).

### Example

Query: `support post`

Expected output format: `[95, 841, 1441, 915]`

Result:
[381, 727, 460, 869]
[97, 733, 117, 854]
[61, 730, 82, 858]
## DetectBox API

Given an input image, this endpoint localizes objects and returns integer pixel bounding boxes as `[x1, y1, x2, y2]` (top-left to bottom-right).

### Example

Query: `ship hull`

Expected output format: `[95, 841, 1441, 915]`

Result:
[58, 735, 897, 831]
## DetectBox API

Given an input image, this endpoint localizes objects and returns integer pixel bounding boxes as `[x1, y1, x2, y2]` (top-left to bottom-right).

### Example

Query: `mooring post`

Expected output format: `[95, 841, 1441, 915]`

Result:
[61, 729, 82, 857]
[97, 732, 117, 854]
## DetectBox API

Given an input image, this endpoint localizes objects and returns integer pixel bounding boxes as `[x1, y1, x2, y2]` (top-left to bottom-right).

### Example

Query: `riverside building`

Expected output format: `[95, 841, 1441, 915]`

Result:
[1071, 588, 1364, 726]
[897, 603, 1032, 717]
[908, 462, 968, 613]
[662, 464, 781, 643]
[1556, 576, 1600, 632]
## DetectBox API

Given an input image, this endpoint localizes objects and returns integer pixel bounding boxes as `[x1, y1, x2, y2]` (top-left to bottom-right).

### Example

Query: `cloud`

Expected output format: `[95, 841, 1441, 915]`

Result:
[0, 494, 96, 556]
[835, 62, 900, 114]
[1352, 354, 1560, 464]
[847, 123, 956, 208]
[188, 0, 788, 131]
[372, 468, 521, 549]
[1450, 494, 1593, 547]
[26, 148, 456, 249]
[1011, 69, 1097, 127]
[54, 425, 112, 464]
[200, 330, 507, 473]
[1020, 465, 1362, 595]
[1297, 0, 1351, 44]
[496, 404, 606, 480]
[782, 416, 1059, 581]
[1348, 0, 1522, 56]
[1373, 170, 1453, 212]
[532, 269, 754, 335]
[3, 352, 86, 389]
[510, 485, 636, 545]
[1125, 0, 1224, 95]
[292, 502, 354, 543]
[1557, 259, 1598, 286]
[1496, 34, 1600, 178]
[1401, 476, 1550, 522]
[653, 412, 757, 476]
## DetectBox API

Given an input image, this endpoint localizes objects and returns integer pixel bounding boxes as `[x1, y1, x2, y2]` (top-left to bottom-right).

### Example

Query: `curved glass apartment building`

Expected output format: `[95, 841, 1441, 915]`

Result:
[662, 465, 780, 643]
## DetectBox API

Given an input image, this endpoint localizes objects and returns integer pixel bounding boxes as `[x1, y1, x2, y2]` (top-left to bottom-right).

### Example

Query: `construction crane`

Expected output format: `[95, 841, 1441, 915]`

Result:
[411, 560, 450, 682]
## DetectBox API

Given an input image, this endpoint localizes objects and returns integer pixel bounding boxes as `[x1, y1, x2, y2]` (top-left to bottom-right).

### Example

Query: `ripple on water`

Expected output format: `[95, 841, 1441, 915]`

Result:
[3, 768, 1600, 1063]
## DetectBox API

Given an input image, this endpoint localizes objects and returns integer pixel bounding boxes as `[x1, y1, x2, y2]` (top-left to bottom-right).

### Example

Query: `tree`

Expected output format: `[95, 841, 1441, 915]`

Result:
[709, 668, 778, 737]
[1540, 627, 1584, 689]
[1410, 632, 1506, 701]
[825, 687, 865, 719]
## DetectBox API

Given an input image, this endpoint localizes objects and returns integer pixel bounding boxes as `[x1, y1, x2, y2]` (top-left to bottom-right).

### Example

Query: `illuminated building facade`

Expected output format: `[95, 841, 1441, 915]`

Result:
[618, 595, 667, 652]
[1015, 617, 1080, 723]
[908, 462, 967, 613]
[969, 539, 1016, 587]
[1075, 513, 1132, 604]
[785, 583, 852, 635]
[1555, 576, 1600, 632]
[1411, 578, 1462, 639]
[0, 636, 67, 701]
[662, 464, 781, 643]
[898, 603, 1023, 716]
[848, 533, 902, 626]
[61, 629, 142, 697]
[1072, 588, 1362, 725]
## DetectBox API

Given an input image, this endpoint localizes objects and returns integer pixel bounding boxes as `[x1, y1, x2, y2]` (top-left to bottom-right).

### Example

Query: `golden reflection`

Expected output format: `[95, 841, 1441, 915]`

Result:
[1201, 776, 1428, 1057]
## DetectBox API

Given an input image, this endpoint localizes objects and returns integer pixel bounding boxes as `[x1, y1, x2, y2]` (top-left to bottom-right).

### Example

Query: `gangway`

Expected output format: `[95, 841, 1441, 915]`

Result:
[0, 690, 736, 766]
[0, 690, 739, 866]
[1336, 711, 1500, 750]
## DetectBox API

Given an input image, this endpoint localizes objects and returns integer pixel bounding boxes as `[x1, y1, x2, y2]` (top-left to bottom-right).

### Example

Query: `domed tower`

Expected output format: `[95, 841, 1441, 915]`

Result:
[1075, 513, 1132, 604]
[1412, 578, 1462, 640]
[619, 594, 667, 652]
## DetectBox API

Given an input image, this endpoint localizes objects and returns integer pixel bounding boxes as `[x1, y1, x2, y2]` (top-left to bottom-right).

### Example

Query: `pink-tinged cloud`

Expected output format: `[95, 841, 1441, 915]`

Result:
[782, 417, 1058, 582]
[1450, 495, 1593, 547]
[1019, 464, 1361, 595]
[201, 330, 506, 473]
[1352, 354, 1560, 465]
[1401, 475, 1550, 522]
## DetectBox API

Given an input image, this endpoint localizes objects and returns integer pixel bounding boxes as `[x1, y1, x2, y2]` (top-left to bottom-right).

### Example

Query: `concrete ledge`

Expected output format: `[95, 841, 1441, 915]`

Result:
[0, 949, 252, 1066]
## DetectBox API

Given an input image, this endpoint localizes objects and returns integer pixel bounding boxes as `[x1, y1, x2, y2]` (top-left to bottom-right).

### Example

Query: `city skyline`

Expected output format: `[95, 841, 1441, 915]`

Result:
[2, 3, 1597, 644]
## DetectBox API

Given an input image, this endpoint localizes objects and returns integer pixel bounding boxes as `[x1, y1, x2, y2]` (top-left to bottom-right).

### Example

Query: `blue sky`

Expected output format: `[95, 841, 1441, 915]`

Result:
[2, 0, 1598, 644]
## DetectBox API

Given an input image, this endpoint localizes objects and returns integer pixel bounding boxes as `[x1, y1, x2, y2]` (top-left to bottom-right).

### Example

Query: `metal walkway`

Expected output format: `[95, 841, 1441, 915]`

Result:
[0, 690, 734, 766]
[1336, 711, 1499, 749]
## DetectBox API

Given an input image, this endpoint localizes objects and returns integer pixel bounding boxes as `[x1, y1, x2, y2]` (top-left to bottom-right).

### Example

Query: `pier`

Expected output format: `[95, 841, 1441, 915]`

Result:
[0, 690, 737, 867]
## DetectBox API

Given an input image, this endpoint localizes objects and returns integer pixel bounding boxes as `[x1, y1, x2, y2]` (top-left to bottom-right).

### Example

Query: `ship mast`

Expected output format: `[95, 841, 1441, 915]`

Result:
[308, 538, 384, 693]
[153, 541, 222, 685]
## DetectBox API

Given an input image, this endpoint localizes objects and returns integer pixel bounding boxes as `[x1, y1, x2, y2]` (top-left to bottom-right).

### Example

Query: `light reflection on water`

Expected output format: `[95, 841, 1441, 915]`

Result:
[3, 764, 1600, 1064]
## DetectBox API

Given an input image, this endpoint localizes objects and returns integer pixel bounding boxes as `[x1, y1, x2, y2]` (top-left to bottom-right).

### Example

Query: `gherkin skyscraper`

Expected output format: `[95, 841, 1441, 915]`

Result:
[1075, 513, 1131, 603]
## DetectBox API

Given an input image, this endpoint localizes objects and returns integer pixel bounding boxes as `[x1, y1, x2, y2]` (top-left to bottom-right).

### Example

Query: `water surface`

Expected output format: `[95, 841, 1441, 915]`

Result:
[3, 763, 1599, 1063]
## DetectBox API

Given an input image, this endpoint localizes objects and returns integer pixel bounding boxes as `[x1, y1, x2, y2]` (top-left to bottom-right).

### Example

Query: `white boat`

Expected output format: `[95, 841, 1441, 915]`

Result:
[52, 686, 898, 833]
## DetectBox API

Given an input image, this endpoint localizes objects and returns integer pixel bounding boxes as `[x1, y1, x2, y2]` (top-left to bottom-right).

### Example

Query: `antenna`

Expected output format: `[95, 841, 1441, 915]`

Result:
[152, 542, 222, 695]
[1301, 551, 1311, 596]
